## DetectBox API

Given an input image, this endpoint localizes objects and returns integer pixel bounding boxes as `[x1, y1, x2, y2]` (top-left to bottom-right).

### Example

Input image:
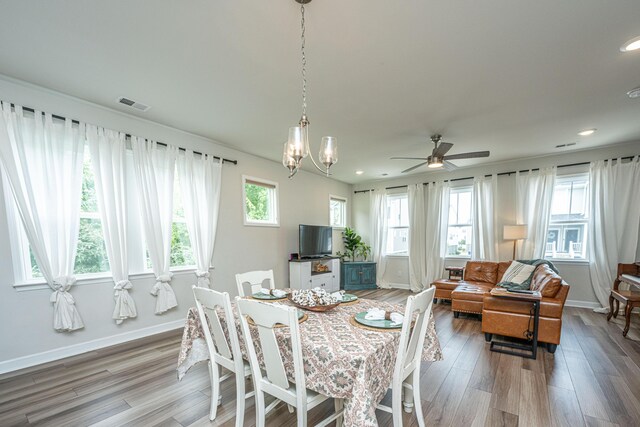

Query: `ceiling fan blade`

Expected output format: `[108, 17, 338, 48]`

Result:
[443, 151, 490, 160]
[442, 160, 458, 171]
[432, 142, 453, 157]
[390, 157, 430, 160]
[401, 161, 429, 173]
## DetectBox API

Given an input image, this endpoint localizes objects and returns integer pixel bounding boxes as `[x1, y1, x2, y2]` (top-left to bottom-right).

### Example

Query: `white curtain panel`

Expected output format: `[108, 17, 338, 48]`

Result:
[408, 184, 427, 292]
[472, 175, 499, 261]
[87, 125, 137, 324]
[177, 150, 222, 288]
[0, 102, 85, 331]
[515, 167, 556, 259]
[588, 157, 640, 310]
[370, 191, 390, 288]
[132, 137, 179, 314]
[424, 181, 450, 288]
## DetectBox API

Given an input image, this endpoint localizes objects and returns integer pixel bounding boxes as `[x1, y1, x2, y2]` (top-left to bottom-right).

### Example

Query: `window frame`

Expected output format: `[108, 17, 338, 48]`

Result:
[446, 186, 473, 259]
[385, 192, 409, 256]
[242, 175, 280, 227]
[329, 195, 347, 229]
[546, 173, 589, 262]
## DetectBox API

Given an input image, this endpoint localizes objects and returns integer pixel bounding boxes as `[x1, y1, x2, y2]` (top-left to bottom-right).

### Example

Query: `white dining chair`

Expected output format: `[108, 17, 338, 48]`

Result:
[376, 286, 436, 427]
[235, 269, 276, 297]
[236, 298, 344, 427]
[192, 286, 254, 427]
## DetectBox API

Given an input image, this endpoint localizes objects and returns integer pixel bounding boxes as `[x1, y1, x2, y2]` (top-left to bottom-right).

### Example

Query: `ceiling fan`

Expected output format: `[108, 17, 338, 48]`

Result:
[391, 134, 490, 173]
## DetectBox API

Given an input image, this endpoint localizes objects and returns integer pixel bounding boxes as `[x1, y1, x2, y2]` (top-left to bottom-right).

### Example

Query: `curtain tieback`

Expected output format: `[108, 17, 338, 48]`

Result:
[151, 273, 174, 295]
[50, 276, 77, 305]
[195, 270, 211, 288]
[114, 280, 133, 295]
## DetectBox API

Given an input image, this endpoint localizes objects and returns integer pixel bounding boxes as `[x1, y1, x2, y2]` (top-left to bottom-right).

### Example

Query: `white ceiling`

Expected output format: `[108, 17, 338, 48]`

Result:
[1, 1, 639, 184]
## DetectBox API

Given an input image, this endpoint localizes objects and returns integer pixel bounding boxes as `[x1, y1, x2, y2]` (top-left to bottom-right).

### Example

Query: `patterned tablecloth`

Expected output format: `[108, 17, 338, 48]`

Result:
[177, 298, 442, 426]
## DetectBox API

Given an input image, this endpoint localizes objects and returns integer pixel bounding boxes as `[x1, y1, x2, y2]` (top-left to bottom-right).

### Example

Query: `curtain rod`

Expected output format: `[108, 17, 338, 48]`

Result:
[353, 154, 636, 193]
[5, 102, 238, 165]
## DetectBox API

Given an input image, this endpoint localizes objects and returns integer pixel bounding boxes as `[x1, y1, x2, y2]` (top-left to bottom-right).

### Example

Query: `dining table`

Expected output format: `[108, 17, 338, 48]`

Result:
[177, 295, 443, 427]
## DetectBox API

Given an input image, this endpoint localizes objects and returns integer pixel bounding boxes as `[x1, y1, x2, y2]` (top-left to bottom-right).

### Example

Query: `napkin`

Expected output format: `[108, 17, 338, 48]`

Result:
[260, 288, 286, 298]
[331, 291, 343, 301]
[364, 308, 404, 325]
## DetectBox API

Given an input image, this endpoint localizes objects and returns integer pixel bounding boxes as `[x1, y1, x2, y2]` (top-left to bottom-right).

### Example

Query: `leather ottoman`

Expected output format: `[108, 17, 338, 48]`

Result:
[451, 284, 492, 317]
[433, 279, 461, 302]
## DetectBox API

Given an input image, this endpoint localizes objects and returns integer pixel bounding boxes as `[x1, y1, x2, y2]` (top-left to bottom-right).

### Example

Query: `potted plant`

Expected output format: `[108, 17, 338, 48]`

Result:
[336, 227, 371, 262]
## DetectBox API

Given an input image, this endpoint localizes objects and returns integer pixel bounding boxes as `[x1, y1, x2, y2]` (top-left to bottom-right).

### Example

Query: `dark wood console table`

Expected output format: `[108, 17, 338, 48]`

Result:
[488, 288, 542, 359]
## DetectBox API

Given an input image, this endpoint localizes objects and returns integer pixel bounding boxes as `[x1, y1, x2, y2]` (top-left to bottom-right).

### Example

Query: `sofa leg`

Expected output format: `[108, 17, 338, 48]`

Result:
[484, 333, 492, 342]
[453, 311, 460, 319]
[547, 343, 558, 354]
[433, 298, 438, 304]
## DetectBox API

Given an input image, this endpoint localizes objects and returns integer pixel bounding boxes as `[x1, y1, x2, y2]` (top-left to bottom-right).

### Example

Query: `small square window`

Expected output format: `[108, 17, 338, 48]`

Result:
[243, 176, 279, 227]
[329, 195, 347, 228]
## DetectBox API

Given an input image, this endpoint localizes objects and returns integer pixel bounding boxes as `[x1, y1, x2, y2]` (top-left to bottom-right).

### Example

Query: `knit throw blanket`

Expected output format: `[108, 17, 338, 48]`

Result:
[497, 259, 559, 291]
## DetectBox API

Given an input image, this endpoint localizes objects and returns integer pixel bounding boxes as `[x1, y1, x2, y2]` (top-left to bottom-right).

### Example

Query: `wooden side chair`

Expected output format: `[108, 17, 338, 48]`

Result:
[607, 263, 640, 337]
[235, 269, 276, 297]
[377, 286, 436, 427]
[192, 286, 253, 426]
[236, 298, 344, 427]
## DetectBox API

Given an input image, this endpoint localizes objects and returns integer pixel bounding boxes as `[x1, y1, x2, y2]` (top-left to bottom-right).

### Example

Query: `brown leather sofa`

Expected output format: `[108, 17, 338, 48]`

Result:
[482, 263, 569, 353]
[433, 261, 570, 353]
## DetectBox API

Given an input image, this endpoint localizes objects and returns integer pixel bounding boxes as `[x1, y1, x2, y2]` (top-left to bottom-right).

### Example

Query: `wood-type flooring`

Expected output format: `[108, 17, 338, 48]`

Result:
[2, 288, 640, 426]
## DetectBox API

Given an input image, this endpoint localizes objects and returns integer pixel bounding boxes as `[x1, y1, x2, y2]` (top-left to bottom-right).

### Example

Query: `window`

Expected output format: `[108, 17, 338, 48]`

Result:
[21, 147, 111, 280]
[546, 175, 589, 260]
[170, 177, 196, 267]
[385, 194, 409, 255]
[243, 176, 279, 226]
[329, 195, 347, 228]
[447, 187, 473, 257]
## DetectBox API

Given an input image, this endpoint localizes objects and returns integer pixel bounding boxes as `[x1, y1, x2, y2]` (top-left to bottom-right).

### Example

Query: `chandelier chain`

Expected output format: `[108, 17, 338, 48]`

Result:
[300, 3, 307, 116]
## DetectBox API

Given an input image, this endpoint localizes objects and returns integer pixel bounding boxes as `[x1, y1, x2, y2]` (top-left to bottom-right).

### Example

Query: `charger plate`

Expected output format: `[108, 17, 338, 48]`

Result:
[251, 292, 287, 301]
[247, 310, 307, 328]
[352, 311, 403, 330]
[341, 294, 358, 303]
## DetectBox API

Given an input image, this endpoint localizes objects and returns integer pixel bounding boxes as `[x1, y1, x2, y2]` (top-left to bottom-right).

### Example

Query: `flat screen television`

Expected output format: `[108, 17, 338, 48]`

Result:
[299, 224, 332, 258]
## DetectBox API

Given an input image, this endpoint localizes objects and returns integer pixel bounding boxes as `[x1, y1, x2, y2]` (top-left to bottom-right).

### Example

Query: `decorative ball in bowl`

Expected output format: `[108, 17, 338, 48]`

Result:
[289, 288, 340, 312]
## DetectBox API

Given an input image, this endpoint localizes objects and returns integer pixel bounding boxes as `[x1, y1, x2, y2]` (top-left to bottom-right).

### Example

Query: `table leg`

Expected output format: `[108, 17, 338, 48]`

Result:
[608, 294, 615, 321]
[531, 301, 540, 359]
[402, 380, 414, 413]
[624, 303, 633, 337]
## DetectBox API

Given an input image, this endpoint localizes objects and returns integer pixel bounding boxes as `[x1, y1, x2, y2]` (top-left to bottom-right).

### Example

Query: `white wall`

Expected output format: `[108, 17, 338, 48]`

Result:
[0, 76, 352, 368]
[352, 141, 640, 307]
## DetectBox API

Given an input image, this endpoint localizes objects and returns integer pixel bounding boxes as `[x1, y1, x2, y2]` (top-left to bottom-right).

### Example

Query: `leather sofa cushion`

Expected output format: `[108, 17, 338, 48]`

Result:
[433, 279, 463, 291]
[459, 280, 494, 289]
[483, 295, 564, 318]
[531, 264, 563, 298]
[497, 261, 512, 282]
[464, 261, 499, 284]
[452, 284, 493, 302]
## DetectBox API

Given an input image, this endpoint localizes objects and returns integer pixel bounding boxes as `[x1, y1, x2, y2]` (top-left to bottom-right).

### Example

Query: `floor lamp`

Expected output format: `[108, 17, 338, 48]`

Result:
[504, 225, 528, 260]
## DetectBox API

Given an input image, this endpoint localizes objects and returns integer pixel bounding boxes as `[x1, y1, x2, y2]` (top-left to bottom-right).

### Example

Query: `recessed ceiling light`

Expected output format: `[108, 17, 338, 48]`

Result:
[578, 129, 596, 136]
[355, 170, 364, 175]
[627, 87, 640, 99]
[621, 36, 640, 52]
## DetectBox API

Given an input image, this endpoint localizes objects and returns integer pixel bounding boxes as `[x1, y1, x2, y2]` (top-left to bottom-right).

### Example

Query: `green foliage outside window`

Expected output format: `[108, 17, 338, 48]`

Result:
[245, 183, 269, 221]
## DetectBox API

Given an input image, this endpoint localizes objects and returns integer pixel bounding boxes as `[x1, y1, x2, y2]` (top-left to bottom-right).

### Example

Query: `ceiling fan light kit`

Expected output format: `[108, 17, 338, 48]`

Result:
[392, 134, 490, 174]
[283, 0, 337, 179]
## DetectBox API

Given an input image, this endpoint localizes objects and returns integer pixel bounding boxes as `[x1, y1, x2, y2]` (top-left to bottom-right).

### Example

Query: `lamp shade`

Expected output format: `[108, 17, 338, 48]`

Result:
[504, 224, 527, 240]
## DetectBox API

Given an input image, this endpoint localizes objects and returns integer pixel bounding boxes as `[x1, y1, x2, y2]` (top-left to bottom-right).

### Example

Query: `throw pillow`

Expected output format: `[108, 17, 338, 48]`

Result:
[500, 261, 536, 285]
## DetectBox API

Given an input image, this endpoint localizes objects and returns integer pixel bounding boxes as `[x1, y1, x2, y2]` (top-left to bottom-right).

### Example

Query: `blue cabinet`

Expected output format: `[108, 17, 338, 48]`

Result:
[340, 262, 377, 290]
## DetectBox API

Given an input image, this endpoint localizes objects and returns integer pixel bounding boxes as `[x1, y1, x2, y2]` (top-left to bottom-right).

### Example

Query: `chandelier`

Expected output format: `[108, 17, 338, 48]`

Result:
[283, 0, 338, 178]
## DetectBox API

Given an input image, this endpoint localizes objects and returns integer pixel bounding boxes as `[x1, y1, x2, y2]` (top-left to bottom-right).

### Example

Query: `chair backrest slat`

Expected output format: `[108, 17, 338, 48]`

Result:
[396, 287, 436, 377]
[235, 270, 276, 297]
[237, 299, 303, 392]
[193, 287, 235, 363]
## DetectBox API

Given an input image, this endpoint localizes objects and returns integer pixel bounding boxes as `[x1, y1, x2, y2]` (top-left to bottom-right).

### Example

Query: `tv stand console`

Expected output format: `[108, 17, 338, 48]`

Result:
[289, 257, 340, 292]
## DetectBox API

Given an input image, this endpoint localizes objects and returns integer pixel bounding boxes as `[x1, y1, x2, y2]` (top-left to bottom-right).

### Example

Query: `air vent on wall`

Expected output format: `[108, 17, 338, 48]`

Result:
[117, 97, 151, 112]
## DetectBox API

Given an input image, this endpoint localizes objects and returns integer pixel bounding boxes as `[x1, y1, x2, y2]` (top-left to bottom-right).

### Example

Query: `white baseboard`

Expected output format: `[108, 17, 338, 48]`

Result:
[565, 299, 601, 309]
[0, 319, 185, 375]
